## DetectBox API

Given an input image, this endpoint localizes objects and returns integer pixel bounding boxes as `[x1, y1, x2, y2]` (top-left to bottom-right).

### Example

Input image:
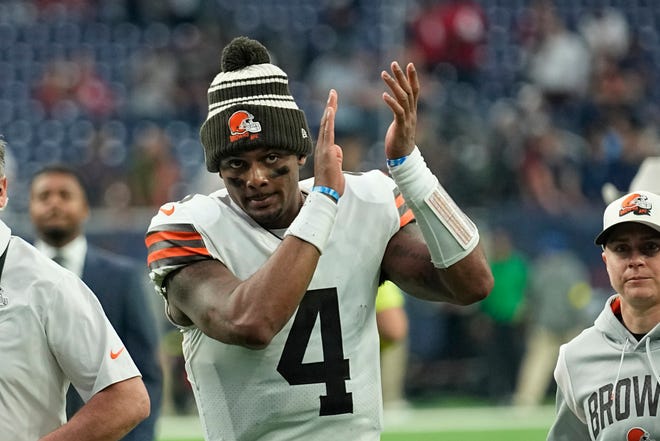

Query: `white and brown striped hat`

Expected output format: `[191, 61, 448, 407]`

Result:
[200, 36, 312, 172]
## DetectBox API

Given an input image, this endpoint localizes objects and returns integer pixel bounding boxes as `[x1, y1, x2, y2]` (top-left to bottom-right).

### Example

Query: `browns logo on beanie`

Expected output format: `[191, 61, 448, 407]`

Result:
[200, 36, 313, 172]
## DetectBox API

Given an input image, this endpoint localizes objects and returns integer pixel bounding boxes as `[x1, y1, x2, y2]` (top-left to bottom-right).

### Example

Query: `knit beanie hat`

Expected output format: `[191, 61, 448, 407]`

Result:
[200, 36, 313, 172]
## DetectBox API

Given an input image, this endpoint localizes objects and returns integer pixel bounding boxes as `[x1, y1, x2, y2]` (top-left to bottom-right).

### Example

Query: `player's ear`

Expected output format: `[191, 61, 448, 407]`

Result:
[297, 155, 307, 166]
[0, 176, 8, 210]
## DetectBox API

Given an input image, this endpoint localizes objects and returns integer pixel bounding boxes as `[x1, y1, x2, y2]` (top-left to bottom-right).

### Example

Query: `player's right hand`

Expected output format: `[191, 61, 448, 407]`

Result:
[313, 89, 345, 197]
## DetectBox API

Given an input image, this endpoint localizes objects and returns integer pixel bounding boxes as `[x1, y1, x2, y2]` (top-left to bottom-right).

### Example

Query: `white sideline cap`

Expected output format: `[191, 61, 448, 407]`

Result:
[595, 190, 660, 245]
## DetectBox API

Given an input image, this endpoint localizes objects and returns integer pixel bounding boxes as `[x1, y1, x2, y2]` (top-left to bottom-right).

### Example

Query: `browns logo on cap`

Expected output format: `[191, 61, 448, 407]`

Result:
[595, 190, 660, 245]
[228, 110, 262, 141]
[619, 193, 652, 217]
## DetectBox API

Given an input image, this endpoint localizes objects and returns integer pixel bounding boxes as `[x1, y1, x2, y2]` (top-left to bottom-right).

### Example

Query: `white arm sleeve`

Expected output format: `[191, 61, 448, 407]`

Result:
[388, 146, 479, 268]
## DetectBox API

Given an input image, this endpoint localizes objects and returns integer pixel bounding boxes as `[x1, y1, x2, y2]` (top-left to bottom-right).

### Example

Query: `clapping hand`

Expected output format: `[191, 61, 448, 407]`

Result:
[381, 62, 420, 160]
[313, 89, 345, 197]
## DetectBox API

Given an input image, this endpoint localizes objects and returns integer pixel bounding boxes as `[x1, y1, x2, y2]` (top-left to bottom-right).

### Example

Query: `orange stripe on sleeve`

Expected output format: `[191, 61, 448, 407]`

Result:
[395, 194, 405, 209]
[145, 230, 203, 247]
[147, 246, 211, 266]
[400, 209, 415, 228]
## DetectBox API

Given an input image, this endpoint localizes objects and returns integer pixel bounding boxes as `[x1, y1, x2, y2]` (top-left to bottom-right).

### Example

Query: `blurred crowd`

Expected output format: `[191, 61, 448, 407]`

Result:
[1, 0, 659, 409]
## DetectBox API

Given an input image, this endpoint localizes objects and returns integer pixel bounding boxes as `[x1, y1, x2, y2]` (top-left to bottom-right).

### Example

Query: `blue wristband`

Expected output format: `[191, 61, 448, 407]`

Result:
[386, 156, 408, 167]
[312, 185, 340, 203]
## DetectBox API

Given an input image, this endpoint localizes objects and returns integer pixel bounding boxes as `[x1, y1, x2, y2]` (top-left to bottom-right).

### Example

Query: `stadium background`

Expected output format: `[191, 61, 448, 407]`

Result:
[1, 0, 658, 439]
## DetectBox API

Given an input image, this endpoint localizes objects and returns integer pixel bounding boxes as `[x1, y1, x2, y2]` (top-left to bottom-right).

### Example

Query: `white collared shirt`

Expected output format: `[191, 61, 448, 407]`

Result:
[0, 221, 140, 440]
[35, 235, 87, 277]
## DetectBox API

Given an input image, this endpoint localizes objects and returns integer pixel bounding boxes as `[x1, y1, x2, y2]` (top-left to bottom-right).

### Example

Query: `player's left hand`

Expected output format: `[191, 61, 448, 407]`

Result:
[381, 62, 419, 160]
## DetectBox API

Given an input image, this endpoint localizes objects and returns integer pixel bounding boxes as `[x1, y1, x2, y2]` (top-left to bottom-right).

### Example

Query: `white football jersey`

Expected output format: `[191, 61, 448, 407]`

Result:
[0, 221, 140, 440]
[146, 170, 413, 441]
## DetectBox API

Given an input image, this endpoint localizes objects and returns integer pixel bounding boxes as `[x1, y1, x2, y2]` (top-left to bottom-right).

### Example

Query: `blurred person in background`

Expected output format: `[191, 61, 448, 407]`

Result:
[519, 0, 591, 123]
[477, 226, 528, 404]
[144, 36, 492, 441]
[513, 230, 593, 407]
[34, 52, 116, 119]
[29, 164, 163, 441]
[578, 6, 630, 65]
[410, 0, 488, 84]
[547, 190, 660, 440]
[0, 139, 150, 440]
[586, 111, 659, 203]
[128, 125, 182, 208]
[602, 157, 660, 205]
[576, 5, 657, 202]
[377, 280, 409, 410]
[518, 120, 589, 216]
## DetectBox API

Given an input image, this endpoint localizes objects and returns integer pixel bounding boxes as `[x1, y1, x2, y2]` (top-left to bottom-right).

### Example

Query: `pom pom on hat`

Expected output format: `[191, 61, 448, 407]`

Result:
[221, 36, 270, 72]
[200, 36, 313, 172]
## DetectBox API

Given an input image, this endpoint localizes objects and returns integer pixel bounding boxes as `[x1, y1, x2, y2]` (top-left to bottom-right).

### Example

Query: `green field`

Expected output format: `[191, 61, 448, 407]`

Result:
[382, 429, 548, 441]
[156, 405, 554, 441]
[160, 432, 548, 441]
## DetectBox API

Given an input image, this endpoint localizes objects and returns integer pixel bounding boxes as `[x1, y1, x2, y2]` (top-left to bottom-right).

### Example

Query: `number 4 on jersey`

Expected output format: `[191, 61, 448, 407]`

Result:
[277, 288, 353, 416]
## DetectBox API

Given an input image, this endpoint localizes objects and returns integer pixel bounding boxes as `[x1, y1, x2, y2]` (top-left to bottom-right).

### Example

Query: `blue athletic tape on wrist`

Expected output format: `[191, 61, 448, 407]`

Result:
[386, 156, 408, 167]
[312, 185, 340, 203]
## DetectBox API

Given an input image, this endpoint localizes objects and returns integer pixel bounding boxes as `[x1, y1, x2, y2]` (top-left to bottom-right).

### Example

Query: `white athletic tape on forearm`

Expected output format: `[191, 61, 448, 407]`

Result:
[284, 191, 338, 254]
[388, 146, 479, 268]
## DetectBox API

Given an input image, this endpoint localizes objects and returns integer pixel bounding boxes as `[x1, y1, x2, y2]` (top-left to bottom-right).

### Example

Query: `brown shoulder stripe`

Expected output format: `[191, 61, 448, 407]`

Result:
[145, 224, 211, 269]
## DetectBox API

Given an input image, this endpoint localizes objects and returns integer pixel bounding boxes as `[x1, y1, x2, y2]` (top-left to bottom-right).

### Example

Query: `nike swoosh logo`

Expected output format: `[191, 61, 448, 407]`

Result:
[110, 346, 125, 360]
[160, 205, 175, 216]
